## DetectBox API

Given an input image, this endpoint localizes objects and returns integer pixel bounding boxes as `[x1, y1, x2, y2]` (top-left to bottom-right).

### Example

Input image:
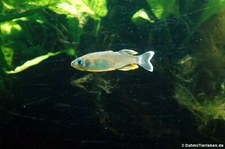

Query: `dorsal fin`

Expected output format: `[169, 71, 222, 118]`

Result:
[117, 64, 139, 71]
[118, 49, 138, 55]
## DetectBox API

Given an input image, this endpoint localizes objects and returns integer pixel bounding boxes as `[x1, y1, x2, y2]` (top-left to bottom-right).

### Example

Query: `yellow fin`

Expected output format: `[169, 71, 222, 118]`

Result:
[118, 64, 139, 71]
[119, 49, 138, 55]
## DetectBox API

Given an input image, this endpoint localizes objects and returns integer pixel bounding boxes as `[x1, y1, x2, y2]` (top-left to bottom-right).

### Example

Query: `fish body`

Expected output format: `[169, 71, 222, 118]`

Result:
[71, 49, 154, 72]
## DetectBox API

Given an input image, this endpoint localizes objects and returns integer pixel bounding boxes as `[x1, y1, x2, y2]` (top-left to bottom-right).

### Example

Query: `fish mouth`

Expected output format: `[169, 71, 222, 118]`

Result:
[71, 60, 76, 68]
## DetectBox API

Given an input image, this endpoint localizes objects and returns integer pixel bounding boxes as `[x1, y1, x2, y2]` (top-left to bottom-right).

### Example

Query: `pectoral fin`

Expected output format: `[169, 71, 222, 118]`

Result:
[117, 64, 139, 71]
[118, 49, 138, 55]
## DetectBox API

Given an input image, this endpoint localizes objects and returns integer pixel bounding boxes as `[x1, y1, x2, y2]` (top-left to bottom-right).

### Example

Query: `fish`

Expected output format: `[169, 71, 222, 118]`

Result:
[71, 49, 155, 72]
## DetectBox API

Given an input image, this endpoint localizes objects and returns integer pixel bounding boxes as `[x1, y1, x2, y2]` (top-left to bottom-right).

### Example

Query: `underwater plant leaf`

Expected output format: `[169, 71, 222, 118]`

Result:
[65, 48, 76, 57]
[2, 1, 14, 10]
[1, 0, 54, 10]
[132, 9, 154, 25]
[198, 0, 225, 26]
[50, 0, 108, 20]
[82, 0, 108, 19]
[0, 6, 49, 22]
[0, 0, 52, 22]
[145, 0, 179, 20]
[49, 2, 79, 17]
[1, 47, 14, 66]
[4, 51, 62, 74]
[49, 0, 108, 29]
[0, 21, 22, 35]
[65, 0, 94, 16]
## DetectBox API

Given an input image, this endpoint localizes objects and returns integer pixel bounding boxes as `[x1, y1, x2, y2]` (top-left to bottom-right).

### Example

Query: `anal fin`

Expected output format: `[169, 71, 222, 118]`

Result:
[118, 64, 139, 71]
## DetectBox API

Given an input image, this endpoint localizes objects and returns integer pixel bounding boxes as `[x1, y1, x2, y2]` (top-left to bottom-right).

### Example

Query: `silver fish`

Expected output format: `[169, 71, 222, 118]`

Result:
[71, 49, 154, 72]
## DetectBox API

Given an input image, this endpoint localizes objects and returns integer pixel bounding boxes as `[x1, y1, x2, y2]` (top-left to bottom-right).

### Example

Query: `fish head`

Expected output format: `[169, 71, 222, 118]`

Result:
[71, 56, 91, 71]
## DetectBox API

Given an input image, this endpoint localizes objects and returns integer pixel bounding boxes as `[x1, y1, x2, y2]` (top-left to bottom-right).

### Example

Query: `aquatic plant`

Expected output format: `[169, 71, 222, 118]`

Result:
[132, 0, 225, 30]
[71, 74, 117, 133]
[71, 74, 117, 94]
[175, 83, 225, 125]
[174, 6, 225, 127]
[131, 0, 225, 128]
[0, 0, 108, 74]
[4, 51, 62, 74]
[132, 0, 179, 25]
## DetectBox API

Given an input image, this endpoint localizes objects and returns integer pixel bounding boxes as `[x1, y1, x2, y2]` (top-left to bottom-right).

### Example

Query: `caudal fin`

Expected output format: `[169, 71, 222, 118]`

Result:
[138, 51, 155, 72]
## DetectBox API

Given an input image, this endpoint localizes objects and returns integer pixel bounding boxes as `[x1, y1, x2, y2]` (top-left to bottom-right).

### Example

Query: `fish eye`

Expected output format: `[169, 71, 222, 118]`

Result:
[76, 59, 83, 65]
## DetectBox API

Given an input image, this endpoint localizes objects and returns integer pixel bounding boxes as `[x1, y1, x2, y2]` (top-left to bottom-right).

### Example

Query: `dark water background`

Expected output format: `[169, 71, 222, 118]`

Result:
[0, 0, 225, 148]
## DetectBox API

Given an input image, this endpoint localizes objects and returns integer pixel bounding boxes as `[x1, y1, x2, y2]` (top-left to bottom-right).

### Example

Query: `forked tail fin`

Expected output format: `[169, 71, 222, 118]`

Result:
[138, 51, 155, 72]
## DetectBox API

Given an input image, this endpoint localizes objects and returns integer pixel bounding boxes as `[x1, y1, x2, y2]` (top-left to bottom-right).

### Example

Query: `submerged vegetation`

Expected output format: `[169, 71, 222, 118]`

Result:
[175, 7, 225, 126]
[175, 83, 225, 125]
[71, 74, 117, 94]
[129, 0, 225, 128]
[0, 0, 108, 72]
